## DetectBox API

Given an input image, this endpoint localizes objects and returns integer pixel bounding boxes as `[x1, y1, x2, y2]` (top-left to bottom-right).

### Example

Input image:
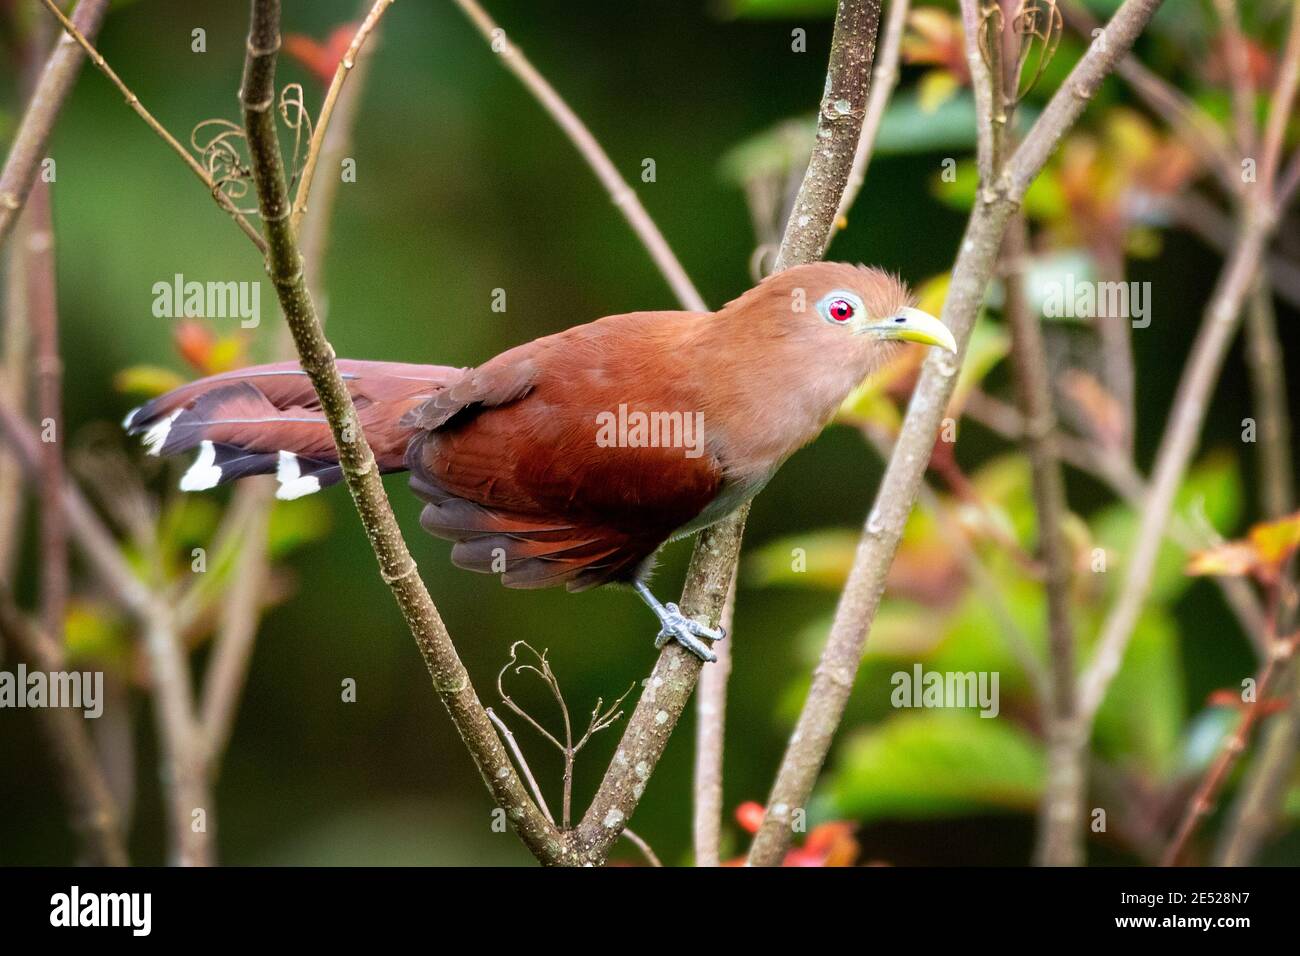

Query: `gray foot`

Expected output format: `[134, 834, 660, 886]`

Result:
[634, 581, 725, 662]
[651, 601, 725, 662]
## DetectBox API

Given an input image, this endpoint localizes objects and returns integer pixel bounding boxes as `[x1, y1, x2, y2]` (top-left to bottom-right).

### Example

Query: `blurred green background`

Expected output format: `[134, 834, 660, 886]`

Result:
[2, 0, 1298, 866]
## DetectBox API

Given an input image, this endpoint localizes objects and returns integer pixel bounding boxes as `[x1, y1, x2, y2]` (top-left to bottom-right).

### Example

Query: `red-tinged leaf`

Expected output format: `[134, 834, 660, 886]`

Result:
[173, 319, 216, 373]
[790, 821, 860, 867]
[735, 801, 765, 834]
[284, 23, 358, 86]
[1206, 688, 1245, 709]
[901, 9, 969, 83]
[1205, 33, 1276, 89]
[1186, 542, 1258, 578]
[1248, 512, 1300, 567]
[1258, 697, 1291, 717]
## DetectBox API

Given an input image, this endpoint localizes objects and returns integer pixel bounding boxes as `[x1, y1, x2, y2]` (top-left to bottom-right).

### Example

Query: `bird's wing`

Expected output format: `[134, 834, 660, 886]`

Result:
[399, 348, 542, 431]
[406, 311, 725, 589]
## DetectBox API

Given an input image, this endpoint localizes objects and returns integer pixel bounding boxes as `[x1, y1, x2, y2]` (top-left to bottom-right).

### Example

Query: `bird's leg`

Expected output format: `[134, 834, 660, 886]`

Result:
[633, 580, 725, 663]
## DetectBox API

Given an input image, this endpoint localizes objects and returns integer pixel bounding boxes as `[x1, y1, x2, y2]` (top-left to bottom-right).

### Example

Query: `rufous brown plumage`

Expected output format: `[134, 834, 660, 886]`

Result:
[125, 262, 955, 659]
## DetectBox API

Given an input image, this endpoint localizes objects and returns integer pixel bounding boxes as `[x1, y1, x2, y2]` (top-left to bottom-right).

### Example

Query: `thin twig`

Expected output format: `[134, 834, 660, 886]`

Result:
[0, 0, 110, 251]
[142, 597, 212, 866]
[1061, 0, 1239, 195]
[1078, 213, 1272, 723]
[1003, 214, 1083, 866]
[494, 641, 631, 829]
[1215, 616, 1300, 864]
[36, 0, 267, 254]
[25, 181, 67, 639]
[0, 583, 127, 866]
[1243, 279, 1294, 518]
[0, 395, 212, 864]
[1164, 629, 1300, 865]
[622, 827, 663, 867]
[487, 708, 556, 826]
[746, 0, 1166, 868]
[0, 239, 29, 581]
[834, 0, 912, 232]
[572, 0, 882, 868]
[692, 568, 735, 867]
[1257, 0, 1300, 197]
[200, 1, 387, 780]
[451, 0, 706, 312]
[1170, 189, 1300, 311]
[290, 0, 394, 233]
[966, 389, 1271, 654]
[1077, 0, 1300, 726]
[0, 400, 151, 617]
[197, 489, 270, 773]
[241, 0, 567, 864]
[1211, 0, 1257, 160]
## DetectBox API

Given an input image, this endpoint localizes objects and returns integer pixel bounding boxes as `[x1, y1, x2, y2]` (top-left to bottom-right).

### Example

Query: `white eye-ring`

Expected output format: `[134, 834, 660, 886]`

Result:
[815, 290, 863, 325]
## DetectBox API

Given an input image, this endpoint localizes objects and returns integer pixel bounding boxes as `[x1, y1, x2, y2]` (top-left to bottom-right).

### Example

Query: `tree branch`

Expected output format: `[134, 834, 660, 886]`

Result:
[0, 0, 109, 251]
[0, 238, 29, 581]
[1077, 0, 1300, 725]
[1244, 279, 1294, 518]
[1214, 648, 1300, 864]
[451, 0, 706, 312]
[692, 568, 735, 866]
[289, 0, 394, 233]
[1002, 214, 1084, 866]
[1211, 0, 1257, 160]
[1165, 629, 1299, 865]
[834, 0, 911, 232]
[0, 401, 151, 618]
[25, 180, 68, 640]
[202, 0, 388, 780]
[747, 0, 1166, 867]
[239, 0, 568, 865]
[568, 0, 881, 867]
[0, 384, 210, 865]
[1061, 0, 1239, 196]
[1077, 212, 1272, 722]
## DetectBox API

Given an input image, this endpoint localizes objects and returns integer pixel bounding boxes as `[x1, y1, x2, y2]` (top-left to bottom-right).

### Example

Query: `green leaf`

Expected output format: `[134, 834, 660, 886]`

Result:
[718, 117, 814, 186]
[966, 453, 1037, 552]
[1092, 608, 1186, 775]
[831, 712, 1045, 821]
[876, 92, 980, 155]
[64, 601, 132, 670]
[114, 365, 187, 398]
[268, 497, 332, 558]
[935, 154, 1060, 217]
[949, 315, 1010, 413]
[745, 528, 859, 589]
[930, 578, 1045, 694]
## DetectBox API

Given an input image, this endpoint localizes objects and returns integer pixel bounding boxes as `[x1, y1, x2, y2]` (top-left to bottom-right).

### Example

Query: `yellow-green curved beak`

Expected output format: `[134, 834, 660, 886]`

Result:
[866, 306, 957, 353]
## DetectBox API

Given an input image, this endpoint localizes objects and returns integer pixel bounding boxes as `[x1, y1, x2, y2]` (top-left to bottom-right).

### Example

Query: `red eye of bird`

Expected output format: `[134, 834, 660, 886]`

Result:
[827, 298, 854, 322]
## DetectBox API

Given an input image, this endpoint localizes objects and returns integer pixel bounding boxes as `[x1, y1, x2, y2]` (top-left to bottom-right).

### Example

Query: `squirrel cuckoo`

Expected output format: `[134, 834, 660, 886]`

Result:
[123, 262, 955, 660]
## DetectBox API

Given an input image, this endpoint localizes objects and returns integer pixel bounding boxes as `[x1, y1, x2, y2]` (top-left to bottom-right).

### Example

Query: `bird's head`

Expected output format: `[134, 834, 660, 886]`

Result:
[719, 262, 956, 364]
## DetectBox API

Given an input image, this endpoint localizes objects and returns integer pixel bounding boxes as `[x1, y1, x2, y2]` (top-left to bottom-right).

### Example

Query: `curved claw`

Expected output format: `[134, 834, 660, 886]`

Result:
[652, 603, 723, 662]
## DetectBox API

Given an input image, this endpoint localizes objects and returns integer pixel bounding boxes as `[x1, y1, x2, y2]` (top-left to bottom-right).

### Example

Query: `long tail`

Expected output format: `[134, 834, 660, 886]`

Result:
[123, 360, 456, 499]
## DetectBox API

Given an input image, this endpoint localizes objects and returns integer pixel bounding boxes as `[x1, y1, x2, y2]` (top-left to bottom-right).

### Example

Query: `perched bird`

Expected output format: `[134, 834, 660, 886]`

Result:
[124, 262, 955, 660]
